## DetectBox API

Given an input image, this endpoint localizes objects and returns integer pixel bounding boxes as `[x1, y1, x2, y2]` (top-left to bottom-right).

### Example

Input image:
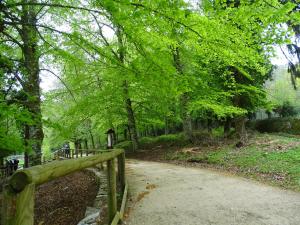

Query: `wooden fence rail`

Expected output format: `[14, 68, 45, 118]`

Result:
[2, 149, 127, 225]
[52, 148, 111, 160]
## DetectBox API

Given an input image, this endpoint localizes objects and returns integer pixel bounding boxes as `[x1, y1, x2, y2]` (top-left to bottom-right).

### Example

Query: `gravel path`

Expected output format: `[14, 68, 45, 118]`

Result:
[125, 160, 300, 225]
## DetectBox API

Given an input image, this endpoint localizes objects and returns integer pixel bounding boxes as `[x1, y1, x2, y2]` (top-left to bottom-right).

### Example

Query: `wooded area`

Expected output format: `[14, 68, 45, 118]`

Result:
[1, 0, 300, 165]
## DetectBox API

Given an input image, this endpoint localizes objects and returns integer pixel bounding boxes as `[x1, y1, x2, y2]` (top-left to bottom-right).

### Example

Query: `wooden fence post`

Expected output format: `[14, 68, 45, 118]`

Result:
[2, 183, 35, 225]
[107, 159, 117, 224]
[118, 152, 126, 192]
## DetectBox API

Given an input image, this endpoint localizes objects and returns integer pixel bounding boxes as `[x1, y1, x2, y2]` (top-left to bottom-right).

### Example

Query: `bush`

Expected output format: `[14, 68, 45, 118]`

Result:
[273, 101, 297, 118]
[253, 118, 300, 134]
[115, 140, 133, 151]
[115, 133, 189, 152]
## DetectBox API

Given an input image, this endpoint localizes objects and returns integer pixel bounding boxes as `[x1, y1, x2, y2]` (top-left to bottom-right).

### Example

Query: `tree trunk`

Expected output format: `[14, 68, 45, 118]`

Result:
[173, 46, 193, 140]
[165, 117, 169, 135]
[20, 0, 44, 166]
[24, 125, 30, 168]
[180, 93, 193, 140]
[207, 118, 213, 134]
[89, 130, 95, 149]
[224, 117, 231, 138]
[116, 25, 139, 151]
[83, 139, 88, 149]
[235, 116, 248, 146]
[124, 129, 127, 140]
[123, 81, 139, 151]
[96, 136, 101, 149]
[75, 139, 81, 156]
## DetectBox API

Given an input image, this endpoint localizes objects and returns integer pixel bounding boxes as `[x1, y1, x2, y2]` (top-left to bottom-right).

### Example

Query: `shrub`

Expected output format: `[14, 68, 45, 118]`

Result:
[253, 118, 300, 134]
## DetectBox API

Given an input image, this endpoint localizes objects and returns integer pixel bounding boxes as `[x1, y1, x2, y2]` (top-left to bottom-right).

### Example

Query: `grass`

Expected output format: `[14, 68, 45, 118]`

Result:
[165, 132, 300, 191]
[124, 130, 300, 192]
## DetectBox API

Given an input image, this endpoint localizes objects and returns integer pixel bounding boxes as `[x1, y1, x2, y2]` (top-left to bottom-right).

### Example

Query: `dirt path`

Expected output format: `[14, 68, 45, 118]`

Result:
[125, 160, 300, 225]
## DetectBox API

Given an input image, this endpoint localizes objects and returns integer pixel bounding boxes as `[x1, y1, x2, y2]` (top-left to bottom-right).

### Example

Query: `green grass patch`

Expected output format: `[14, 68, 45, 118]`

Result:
[164, 133, 300, 191]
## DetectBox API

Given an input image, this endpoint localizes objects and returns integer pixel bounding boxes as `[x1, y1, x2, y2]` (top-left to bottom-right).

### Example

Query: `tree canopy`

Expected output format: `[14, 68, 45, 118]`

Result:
[1, 0, 299, 164]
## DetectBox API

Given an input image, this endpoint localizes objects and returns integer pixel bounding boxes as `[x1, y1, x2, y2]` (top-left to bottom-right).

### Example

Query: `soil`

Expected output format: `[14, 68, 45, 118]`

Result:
[34, 169, 99, 225]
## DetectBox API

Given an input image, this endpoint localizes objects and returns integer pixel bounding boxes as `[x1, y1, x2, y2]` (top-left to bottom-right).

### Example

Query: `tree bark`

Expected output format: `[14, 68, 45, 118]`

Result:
[165, 117, 169, 135]
[180, 93, 193, 139]
[20, 0, 44, 166]
[173, 47, 193, 140]
[83, 139, 88, 149]
[116, 26, 139, 151]
[123, 80, 139, 151]
[96, 136, 101, 149]
[234, 116, 248, 146]
[207, 118, 213, 134]
[89, 130, 96, 149]
[124, 128, 127, 140]
[224, 117, 231, 138]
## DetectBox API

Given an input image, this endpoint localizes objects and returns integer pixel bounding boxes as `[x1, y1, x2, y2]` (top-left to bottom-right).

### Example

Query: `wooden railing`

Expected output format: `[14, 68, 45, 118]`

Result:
[52, 148, 107, 159]
[2, 149, 128, 225]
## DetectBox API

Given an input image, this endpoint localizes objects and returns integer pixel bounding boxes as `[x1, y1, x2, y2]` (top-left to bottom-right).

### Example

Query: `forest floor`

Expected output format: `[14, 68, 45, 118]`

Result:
[125, 131, 300, 192]
[125, 160, 300, 225]
[34, 169, 99, 225]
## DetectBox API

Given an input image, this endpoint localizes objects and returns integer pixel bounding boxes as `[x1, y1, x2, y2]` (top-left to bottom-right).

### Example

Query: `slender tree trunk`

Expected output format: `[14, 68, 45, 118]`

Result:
[224, 117, 231, 138]
[116, 26, 139, 151]
[128, 125, 132, 141]
[74, 139, 81, 155]
[89, 130, 95, 149]
[180, 93, 193, 139]
[207, 118, 213, 134]
[165, 117, 169, 135]
[123, 80, 139, 150]
[115, 127, 119, 143]
[235, 116, 248, 146]
[232, 92, 248, 145]
[173, 47, 193, 140]
[20, 0, 44, 166]
[124, 128, 127, 140]
[96, 135, 101, 149]
[83, 139, 88, 149]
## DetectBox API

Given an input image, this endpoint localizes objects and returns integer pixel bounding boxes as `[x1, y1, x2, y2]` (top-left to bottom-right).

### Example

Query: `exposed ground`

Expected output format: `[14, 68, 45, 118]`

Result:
[126, 132, 300, 191]
[34, 169, 99, 225]
[125, 160, 300, 225]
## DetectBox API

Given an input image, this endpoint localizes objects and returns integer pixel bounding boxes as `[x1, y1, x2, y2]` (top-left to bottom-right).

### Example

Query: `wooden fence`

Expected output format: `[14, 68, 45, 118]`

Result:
[1, 149, 128, 225]
[52, 148, 105, 159]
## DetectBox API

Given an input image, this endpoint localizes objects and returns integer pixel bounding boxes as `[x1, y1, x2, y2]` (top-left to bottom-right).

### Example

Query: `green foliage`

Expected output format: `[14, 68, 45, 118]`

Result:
[115, 133, 188, 152]
[274, 101, 297, 117]
[254, 117, 300, 134]
[1, 0, 297, 153]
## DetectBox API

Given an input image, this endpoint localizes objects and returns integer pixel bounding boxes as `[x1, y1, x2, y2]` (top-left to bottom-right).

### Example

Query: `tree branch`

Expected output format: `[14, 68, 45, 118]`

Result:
[114, 1, 203, 39]
[5, 2, 105, 15]
[40, 68, 77, 102]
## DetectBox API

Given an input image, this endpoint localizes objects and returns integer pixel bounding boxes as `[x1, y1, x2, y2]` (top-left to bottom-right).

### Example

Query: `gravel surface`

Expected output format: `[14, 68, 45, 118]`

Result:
[125, 160, 300, 225]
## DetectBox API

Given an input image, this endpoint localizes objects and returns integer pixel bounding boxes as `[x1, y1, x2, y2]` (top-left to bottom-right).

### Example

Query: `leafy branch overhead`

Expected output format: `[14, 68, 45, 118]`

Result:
[0, 0, 298, 160]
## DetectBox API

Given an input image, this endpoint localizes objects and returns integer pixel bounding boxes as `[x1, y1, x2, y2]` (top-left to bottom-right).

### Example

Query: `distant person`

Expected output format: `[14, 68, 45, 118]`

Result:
[106, 129, 115, 149]
[6, 160, 14, 175]
[64, 142, 71, 158]
[13, 158, 19, 171]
